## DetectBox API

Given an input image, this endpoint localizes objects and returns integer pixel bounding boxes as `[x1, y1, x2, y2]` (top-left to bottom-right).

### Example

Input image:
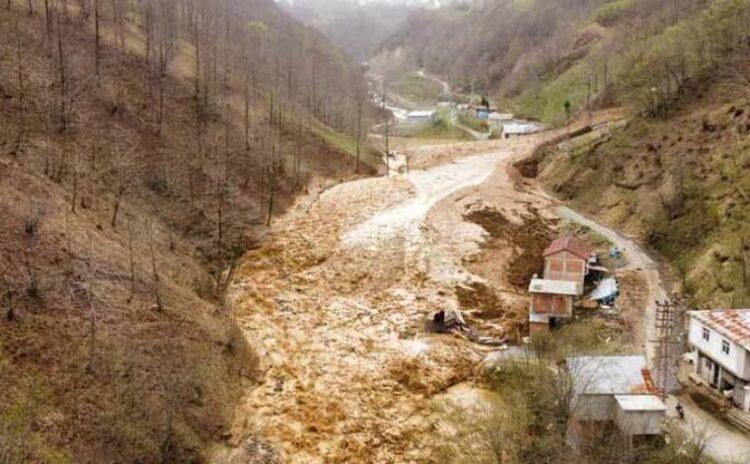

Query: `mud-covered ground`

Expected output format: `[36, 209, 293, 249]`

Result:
[211, 111, 669, 464]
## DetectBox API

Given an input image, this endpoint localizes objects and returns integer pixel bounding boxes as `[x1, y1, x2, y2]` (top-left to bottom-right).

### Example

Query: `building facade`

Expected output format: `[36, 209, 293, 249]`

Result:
[688, 309, 750, 412]
[543, 236, 591, 294]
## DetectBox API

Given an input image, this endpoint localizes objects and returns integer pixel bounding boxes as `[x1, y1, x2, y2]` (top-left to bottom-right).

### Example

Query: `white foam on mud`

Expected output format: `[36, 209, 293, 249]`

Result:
[342, 153, 500, 251]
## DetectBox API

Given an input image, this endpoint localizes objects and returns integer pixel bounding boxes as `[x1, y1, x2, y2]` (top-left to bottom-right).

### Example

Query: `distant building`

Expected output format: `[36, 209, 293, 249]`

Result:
[502, 120, 543, 138]
[688, 309, 750, 412]
[528, 277, 578, 335]
[488, 112, 514, 122]
[566, 355, 666, 448]
[406, 110, 436, 123]
[543, 236, 591, 295]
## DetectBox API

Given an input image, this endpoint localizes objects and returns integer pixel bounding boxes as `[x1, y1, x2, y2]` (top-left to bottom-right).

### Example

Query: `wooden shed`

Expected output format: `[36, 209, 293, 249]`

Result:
[542, 236, 591, 294]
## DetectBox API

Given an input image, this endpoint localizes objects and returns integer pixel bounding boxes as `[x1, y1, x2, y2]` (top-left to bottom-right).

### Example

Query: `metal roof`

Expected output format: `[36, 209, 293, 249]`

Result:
[406, 110, 435, 118]
[567, 355, 658, 396]
[543, 235, 591, 260]
[528, 278, 578, 296]
[690, 309, 750, 350]
[614, 395, 667, 412]
[588, 277, 618, 301]
[503, 121, 542, 134]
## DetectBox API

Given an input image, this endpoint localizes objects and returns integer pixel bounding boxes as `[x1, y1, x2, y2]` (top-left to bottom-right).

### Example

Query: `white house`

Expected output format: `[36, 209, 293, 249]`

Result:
[566, 355, 666, 448]
[688, 309, 750, 411]
[502, 120, 543, 139]
[405, 110, 436, 123]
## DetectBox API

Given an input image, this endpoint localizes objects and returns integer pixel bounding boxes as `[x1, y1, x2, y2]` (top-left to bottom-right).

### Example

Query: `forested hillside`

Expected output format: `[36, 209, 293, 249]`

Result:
[0, 0, 372, 460]
[375, 0, 730, 123]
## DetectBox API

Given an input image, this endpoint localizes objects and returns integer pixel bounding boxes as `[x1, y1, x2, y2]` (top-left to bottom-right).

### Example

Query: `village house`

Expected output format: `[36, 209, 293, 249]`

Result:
[543, 235, 591, 295]
[405, 110, 436, 124]
[528, 277, 578, 335]
[501, 120, 543, 139]
[566, 355, 666, 449]
[688, 309, 750, 412]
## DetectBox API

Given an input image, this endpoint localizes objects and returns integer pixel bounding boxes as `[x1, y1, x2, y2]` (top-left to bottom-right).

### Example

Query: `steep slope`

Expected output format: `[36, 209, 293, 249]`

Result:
[374, 0, 712, 123]
[0, 0, 373, 461]
[533, 64, 750, 309]
[281, 0, 413, 62]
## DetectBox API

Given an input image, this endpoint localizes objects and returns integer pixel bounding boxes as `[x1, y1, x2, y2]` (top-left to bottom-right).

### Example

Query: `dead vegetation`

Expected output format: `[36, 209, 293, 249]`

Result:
[0, 0, 371, 460]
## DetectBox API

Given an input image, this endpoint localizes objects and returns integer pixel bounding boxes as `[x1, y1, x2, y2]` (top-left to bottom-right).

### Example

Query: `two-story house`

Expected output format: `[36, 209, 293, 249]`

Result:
[542, 235, 591, 295]
[688, 309, 750, 412]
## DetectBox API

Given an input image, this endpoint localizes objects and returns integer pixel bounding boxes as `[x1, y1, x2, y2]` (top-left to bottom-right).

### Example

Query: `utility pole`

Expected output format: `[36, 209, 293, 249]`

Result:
[653, 295, 686, 396]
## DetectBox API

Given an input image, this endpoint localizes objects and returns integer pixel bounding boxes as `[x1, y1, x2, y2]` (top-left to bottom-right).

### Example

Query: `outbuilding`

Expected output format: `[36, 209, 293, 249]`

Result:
[406, 110, 436, 123]
[566, 355, 666, 448]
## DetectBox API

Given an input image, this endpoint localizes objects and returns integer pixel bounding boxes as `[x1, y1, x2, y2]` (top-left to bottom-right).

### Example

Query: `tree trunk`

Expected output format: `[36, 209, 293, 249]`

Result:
[57, 14, 67, 131]
[127, 219, 135, 303]
[94, 0, 99, 82]
[149, 225, 163, 311]
[111, 187, 123, 228]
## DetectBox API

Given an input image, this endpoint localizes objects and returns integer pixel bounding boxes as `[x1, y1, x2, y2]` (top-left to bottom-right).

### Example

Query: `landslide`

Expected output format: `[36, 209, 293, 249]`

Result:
[0, 0, 372, 461]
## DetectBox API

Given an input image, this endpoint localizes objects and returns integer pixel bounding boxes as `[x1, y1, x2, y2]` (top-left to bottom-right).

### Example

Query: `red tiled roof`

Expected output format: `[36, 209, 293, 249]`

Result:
[692, 309, 750, 350]
[543, 235, 590, 260]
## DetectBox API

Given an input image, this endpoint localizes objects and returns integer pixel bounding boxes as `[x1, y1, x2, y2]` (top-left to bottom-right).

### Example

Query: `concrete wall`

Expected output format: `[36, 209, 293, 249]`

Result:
[614, 409, 664, 436]
[573, 395, 614, 422]
[689, 317, 749, 380]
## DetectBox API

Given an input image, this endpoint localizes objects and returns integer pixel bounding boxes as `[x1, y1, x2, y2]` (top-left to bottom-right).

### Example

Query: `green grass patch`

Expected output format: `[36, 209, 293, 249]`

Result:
[591, 0, 636, 26]
[390, 72, 445, 105]
[311, 119, 381, 169]
[408, 112, 473, 140]
[458, 113, 489, 132]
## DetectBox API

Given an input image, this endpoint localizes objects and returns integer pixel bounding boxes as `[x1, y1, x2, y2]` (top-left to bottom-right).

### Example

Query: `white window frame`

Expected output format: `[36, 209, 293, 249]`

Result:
[702, 327, 710, 341]
[721, 339, 730, 355]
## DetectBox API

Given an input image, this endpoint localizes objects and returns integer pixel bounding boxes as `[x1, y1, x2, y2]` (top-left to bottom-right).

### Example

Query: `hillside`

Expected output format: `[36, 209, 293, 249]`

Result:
[525, 60, 750, 310]
[280, 0, 413, 62]
[0, 0, 374, 461]
[373, 0, 714, 123]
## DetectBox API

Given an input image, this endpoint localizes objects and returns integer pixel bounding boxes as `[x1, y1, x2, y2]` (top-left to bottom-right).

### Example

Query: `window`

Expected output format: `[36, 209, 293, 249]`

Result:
[722, 340, 730, 355]
[702, 327, 710, 341]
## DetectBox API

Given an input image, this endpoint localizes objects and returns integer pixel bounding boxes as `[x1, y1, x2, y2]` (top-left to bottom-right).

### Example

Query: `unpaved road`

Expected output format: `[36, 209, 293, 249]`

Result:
[553, 207, 750, 462]
[214, 111, 750, 463]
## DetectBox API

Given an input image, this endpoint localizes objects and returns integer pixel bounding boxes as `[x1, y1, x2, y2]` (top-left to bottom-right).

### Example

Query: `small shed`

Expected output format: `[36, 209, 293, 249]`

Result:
[406, 110, 436, 123]
[543, 236, 591, 294]
[501, 121, 543, 138]
[566, 355, 666, 447]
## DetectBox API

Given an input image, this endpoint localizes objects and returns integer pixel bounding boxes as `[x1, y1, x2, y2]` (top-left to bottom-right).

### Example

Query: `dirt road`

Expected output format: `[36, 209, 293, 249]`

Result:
[553, 208, 750, 462]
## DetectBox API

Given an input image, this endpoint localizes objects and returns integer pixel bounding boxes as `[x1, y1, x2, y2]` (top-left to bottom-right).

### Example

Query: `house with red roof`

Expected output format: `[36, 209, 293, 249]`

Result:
[688, 309, 750, 412]
[542, 235, 591, 295]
